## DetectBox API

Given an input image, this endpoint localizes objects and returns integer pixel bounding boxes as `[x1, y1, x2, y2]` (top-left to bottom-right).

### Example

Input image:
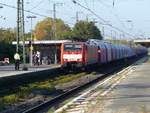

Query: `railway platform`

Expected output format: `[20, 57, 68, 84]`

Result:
[99, 60, 150, 113]
[55, 57, 150, 113]
[0, 64, 60, 78]
[0, 64, 61, 90]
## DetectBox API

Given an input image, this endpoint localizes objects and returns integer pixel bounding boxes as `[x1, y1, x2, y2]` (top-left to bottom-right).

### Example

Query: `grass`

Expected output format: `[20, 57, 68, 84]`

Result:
[2, 94, 19, 105]
[54, 72, 86, 85]
[18, 87, 32, 99]
[0, 71, 93, 112]
[47, 107, 56, 113]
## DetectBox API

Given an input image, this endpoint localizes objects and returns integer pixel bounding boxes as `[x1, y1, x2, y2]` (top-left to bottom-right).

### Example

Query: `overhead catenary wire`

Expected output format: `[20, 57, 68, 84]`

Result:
[97, 0, 138, 38]
[73, 0, 108, 24]
[47, 0, 74, 17]
[0, 1, 137, 38]
[0, 2, 72, 23]
[84, 0, 89, 9]
[84, 0, 92, 21]
[28, 0, 45, 11]
[0, 2, 49, 18]
[72, 0, 136, 38]
[97, 0, 127, 31]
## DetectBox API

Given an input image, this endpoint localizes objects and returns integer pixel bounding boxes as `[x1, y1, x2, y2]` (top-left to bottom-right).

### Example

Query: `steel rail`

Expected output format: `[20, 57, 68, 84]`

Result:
[22, 58, 135, 113]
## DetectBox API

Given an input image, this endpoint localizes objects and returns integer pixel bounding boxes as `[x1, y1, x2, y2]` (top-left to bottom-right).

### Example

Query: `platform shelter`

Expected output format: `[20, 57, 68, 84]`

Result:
[12, 40, 71, 65]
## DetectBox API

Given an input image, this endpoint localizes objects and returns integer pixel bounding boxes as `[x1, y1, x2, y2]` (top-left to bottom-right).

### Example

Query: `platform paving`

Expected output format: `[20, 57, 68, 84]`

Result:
[0, 64, 60, 78]
[97, 61, 150, 113]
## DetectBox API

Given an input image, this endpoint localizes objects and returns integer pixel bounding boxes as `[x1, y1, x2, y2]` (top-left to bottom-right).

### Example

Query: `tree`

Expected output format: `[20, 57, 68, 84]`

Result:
[34, 17, 71, 40]
[0, 28, 16, 43]
[0, 28, 16, 61]
[72, 21, 103, 41]
[0, 42, 15, 61]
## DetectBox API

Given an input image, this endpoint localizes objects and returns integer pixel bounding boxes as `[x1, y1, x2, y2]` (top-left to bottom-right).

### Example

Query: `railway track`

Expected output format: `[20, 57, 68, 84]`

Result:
[22, 56, 147, 113]
[55, 64, 135, 113]
[55, 57, 148, 113]
[22, 68, 118, 113]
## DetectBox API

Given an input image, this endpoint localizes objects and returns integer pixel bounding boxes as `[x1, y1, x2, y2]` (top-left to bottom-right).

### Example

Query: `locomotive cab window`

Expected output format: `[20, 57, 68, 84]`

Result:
[64, 44, 73, 51]
[74, 44, 82, 50]
[64, 44, 82, 51]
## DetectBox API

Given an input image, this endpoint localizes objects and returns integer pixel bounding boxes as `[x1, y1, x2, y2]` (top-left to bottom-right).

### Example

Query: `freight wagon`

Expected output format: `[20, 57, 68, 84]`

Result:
[61, 39, 147, 69]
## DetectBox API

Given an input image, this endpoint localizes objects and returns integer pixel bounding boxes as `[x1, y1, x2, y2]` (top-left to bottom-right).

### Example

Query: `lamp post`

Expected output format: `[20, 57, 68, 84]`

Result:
[27, 15, 36, 67]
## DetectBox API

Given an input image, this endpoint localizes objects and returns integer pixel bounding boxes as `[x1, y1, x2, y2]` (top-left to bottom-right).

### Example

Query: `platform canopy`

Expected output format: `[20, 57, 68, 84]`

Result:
[12, 40, 71, 45]
[133, 39, 150, 47]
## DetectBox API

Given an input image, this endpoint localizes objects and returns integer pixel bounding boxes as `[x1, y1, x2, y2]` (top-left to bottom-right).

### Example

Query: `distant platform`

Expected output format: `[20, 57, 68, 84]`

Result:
[0, 64, 60, 78]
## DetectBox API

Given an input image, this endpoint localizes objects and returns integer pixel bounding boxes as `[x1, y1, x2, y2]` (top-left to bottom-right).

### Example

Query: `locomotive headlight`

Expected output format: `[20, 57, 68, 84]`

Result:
[63, 54, 82, 61]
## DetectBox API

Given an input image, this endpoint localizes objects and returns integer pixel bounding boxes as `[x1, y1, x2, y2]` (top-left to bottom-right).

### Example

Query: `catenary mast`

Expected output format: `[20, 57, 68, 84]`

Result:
[17, 0, 27, 70]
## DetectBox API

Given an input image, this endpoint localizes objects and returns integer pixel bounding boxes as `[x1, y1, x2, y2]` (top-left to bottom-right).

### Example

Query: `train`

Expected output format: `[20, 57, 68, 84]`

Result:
[60, 39, 147, 69]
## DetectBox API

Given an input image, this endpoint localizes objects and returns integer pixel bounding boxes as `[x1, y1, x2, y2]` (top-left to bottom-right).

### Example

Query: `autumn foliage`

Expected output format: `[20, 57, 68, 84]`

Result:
[34, 17, 103, 41]
[34, 17, 71, 40]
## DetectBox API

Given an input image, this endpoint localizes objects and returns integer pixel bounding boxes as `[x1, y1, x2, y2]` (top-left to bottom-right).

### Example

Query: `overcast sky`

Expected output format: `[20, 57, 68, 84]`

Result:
[0, 0, 150, 39]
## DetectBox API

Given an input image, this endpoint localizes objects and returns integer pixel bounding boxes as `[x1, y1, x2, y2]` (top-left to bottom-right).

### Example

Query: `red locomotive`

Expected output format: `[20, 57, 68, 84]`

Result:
[61, 42, 98, 69]
[61, 39, 147, 69]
